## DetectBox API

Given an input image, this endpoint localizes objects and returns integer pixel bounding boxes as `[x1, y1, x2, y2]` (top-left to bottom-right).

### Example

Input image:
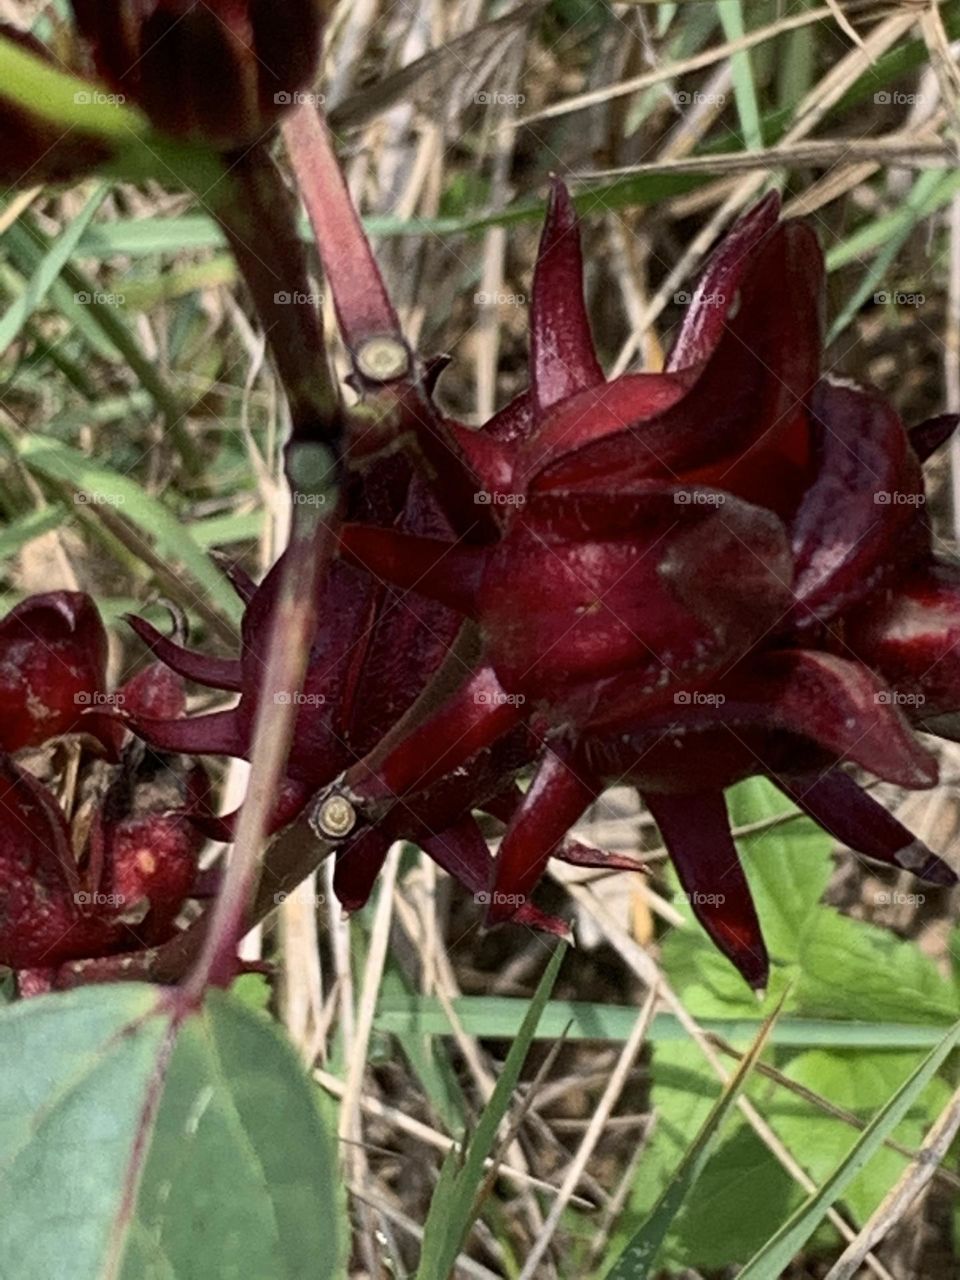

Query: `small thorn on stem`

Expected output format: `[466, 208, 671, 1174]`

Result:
[354, 336, 410, 384]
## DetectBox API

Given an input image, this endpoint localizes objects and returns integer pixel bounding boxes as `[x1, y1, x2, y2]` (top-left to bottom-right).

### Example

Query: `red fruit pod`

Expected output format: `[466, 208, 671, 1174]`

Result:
[70, 0, 327, 147]
[0, 592, 109, 752]
[98, 810, 204, 944]
[0, 757, 117, 970]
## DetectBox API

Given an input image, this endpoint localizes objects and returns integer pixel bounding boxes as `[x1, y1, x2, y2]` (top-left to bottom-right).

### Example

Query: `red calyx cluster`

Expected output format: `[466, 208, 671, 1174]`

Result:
[128, 173, 960, 989]
[0, 593, 208, 991]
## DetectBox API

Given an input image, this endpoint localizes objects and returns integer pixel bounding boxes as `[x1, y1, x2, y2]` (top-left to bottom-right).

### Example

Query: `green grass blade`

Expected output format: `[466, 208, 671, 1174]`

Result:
[737, 1019, 960, 1280]
[415, 943, 567, 1280]
[605, 993, 786, 1279]
[18, 437, 242, 625]
[827, 170, 952, 340]
[0, 506, 65, 559]
[375, 996, 955, 1048]
[0, 184, 107, 355]
[717, 0, 763, 149]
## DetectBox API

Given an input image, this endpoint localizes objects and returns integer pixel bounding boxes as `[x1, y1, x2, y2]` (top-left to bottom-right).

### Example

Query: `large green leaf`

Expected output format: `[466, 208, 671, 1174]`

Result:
[0, 985, 344, 1280]
[738, 1020, 960, 1279]
[605, 998, 783, 1278]
[766, 1049, 952, 1226]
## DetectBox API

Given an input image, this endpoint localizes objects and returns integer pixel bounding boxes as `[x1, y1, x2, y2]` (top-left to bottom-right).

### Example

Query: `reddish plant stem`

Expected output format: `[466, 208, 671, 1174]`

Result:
[212, 144, 341, 446]
[182, 507, 336, 996]
[281, 104, 402, 349]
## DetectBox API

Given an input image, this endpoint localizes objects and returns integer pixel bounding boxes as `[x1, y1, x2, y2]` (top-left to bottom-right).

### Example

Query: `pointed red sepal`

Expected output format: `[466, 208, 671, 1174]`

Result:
[666, 191, 781, 372]
[530, 180, 604, 411]
[422, 816, 571, 939]
[334, 827, 393, 911]
[346, 665, 522, 801]
[775, 769, 955, 886]
[0, 591, 109, 752]
[516, 372, 691, 492]
[645, 789, 769, 990]
[909, 413, 959, 462]
[554, 839, 649, 874]
[727, 651, 938, 789]
[486, 746, 601, 925]
[788, 379, 926, 627]
[128, 707, 248, 758]
[844, 560, 960, 721]
[126, 614, 243, 692]
[530, 218, 823, 515]
[339, 525, 486, 618]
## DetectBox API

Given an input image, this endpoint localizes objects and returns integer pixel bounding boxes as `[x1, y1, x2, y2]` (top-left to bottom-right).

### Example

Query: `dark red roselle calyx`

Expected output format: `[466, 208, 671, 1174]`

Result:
[325, 182, 960, 989]
[124, 162, 960, 990]
[0, 593, 209, 988]
[0, 591, 109, 752]
[70, 0, 327, 147]
[0, 750, 206, 980]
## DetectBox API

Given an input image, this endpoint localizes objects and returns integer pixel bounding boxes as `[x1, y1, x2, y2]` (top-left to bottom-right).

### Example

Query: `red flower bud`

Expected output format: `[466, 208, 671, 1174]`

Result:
[0, 592, 108, 752]
[70, 0, 327, 146]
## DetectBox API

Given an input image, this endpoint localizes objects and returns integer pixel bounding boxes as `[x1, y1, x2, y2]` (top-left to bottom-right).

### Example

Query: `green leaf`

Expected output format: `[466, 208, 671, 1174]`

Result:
[737, 1019, 960, 1279]
[725, 777, 833, 962]
[605, 994, 784, 1278]
[415, 943, 567, 1280]
[794, 911, 958, 1026]
[0, 985, 344, 1280]
[767, 1049, 952, 1225]
[19, 438, 242, 625]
